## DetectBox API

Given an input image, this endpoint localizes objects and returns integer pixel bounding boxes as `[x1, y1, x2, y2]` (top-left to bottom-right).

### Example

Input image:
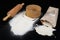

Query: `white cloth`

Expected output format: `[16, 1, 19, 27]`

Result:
[9, 11, 38, 36]
[35, 25, 56, 36]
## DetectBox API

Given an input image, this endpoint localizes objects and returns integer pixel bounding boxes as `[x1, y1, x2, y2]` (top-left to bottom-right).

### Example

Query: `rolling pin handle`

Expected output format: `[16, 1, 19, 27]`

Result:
[3, 14, 11, 21]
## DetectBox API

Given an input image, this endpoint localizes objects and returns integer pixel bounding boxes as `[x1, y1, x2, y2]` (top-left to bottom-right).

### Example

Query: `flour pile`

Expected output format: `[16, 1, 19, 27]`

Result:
[35, 25, 55, 36]
[9, 11, 38, 36]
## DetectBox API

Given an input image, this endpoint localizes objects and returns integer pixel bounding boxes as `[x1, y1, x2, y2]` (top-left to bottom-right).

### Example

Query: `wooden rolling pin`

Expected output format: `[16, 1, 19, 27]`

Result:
[3, 3, 24, 21]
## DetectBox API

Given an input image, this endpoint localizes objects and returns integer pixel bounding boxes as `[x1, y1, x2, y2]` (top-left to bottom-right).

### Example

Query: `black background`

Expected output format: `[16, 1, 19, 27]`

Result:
[0, 0, 60, 40]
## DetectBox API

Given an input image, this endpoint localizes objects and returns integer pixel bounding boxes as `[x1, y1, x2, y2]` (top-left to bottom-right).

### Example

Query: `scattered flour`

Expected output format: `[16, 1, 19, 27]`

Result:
[9, 11, 56, 36]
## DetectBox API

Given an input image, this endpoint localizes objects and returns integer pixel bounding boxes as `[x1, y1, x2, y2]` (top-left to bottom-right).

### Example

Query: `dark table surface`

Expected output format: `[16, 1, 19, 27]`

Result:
[0, 0, 60, 40]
